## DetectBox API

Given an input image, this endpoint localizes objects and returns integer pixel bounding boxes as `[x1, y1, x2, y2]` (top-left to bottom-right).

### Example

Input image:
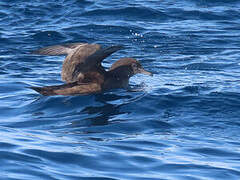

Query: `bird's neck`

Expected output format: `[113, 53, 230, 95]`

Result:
[103, 70, 131, 90]
[108, 66, 133, 79]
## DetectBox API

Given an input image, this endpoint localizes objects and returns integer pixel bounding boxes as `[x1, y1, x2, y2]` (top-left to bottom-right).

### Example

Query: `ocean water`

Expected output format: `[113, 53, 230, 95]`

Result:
[1, 0, 240, 179]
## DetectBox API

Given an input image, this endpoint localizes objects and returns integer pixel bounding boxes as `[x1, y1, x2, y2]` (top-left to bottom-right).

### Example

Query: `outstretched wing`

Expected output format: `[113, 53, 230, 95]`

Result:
[32, 43, 123, 61]
[30, 82, 102, 96]
[32, 42, 123, 83]
[31, 43, 87, 56]
[84, 45, 123, 65]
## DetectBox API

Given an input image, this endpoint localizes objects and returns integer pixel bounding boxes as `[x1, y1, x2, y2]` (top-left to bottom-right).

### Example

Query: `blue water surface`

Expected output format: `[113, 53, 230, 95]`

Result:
[1, 0, 240, 179]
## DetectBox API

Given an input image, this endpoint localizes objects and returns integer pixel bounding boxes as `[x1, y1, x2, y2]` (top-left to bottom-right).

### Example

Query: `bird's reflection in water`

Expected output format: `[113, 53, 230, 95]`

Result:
[70, 90, 146, 127]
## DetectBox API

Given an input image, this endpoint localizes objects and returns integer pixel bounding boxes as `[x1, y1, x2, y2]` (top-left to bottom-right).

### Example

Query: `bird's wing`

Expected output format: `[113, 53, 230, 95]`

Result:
[31, 43, 88, 56]
[67, 44, 123, 67]
[61, 44, 123, 82]
[32, 43, 123, 83]
[32, 42, 123, 65]
[32, 43, 123, 61]
[84, 45, 123, 65]
[30, 82, 102, 96]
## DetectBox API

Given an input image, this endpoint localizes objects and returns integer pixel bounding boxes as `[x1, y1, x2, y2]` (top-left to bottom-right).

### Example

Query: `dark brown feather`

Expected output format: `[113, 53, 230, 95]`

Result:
[61, 44, 123, 83]
[31, 43, 87, 56]
[30, 81, 102, 96]
[32, 43, 123, 83]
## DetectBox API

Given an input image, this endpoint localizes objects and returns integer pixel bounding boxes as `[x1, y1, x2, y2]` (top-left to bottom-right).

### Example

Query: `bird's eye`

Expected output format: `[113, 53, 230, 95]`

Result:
[132, 64, 137, 69]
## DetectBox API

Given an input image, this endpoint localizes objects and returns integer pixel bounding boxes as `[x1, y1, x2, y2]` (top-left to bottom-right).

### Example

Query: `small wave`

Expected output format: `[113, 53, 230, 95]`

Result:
[189, 0, 240, 7]
[82, 7, 169, 22]
[190, 147, 240, 157]
[0, 11, 7, 19]
[182, 85, 213, 94]
[31, 31, 66, 42]
[167, 7, 240, 21]
[181, 62, 233, 71]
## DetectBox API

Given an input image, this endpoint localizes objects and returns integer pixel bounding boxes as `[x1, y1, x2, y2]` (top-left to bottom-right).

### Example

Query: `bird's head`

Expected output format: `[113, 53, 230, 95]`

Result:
[109, 58, 153, 78]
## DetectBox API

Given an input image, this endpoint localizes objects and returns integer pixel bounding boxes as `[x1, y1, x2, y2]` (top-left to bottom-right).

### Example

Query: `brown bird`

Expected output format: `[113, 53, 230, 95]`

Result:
[30, 43, 152, 96]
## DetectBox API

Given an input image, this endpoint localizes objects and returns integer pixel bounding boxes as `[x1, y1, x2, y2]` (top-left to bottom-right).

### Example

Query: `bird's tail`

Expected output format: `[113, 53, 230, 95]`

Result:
[30, 86, 56, 96]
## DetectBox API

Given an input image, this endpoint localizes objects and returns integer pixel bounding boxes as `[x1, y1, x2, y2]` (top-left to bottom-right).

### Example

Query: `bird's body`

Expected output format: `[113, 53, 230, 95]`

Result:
[31, 43, 152, 96]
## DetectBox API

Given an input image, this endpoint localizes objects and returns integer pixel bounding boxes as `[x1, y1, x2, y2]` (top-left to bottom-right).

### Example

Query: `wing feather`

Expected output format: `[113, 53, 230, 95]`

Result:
[86, 45, 123, 65]
[62, 44, 123, 83]
[31, 43, 88, 56]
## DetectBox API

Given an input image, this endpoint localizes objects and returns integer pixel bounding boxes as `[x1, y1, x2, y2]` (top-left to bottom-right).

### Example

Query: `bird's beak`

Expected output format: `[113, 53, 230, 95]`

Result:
[139, 68, 153, 76]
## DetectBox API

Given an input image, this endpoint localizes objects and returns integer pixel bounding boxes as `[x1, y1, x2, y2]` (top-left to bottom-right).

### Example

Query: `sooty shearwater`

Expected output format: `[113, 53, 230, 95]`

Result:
[30, 43, 152, 96]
